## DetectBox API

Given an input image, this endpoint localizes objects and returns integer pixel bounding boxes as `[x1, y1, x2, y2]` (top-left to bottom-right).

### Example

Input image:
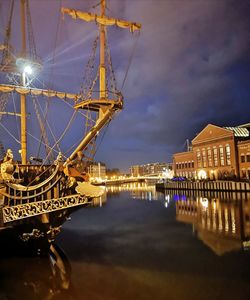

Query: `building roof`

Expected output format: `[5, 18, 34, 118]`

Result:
[224, 127, 249, 138]
[192, 124, 234, 145]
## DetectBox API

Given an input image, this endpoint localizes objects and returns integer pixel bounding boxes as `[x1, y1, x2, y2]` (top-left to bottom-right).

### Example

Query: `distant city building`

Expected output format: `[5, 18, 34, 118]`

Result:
[173, 123, 250, 180]
[88, 162, 106, 179]
[130, 162, 172, 177]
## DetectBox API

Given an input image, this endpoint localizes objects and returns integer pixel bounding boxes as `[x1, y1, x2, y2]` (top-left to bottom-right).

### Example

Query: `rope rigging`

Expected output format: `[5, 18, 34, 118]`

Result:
[121, 30, 140, 91]
[25, 0, 38, 61]
[0, 0, 15, 68]
[0, 122, 20, 144]
[0, 0, 135, 172]
[79, 33, 99, 101]
[105, 29, 119, 97]
[31, 94, 54, 162]
[0, 0, 15, 130]
[42, 109, 77, 165]
[35, 95, 61, 153]
[35, 0, 63, 158]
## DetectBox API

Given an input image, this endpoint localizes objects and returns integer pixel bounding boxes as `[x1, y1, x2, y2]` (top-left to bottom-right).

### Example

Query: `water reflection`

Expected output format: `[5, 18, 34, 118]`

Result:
[106, 182, 164, 201]
[107, 183, 250, 255]
[174, 191, 250, 255]
[0, 242, 73, 300]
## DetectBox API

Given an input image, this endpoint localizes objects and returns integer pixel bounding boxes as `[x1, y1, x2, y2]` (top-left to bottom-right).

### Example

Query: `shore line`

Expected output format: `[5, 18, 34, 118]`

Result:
[156, 180, 250, 192]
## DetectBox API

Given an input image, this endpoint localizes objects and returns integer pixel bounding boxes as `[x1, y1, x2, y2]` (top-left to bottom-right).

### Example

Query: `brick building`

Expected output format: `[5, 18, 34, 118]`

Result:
[173, 123, 250, 180]
[173, 151, 195, 178]
[238, 140, 250, 179]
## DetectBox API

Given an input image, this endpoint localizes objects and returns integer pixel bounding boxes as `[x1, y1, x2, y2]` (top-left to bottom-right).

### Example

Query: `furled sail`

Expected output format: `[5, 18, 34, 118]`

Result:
[61, 8, 141, 32]
[0, 84, 81, 101]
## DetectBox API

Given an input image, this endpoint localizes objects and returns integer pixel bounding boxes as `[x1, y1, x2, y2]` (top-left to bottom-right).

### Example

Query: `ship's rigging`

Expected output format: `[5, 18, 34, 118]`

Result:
[0, 0, 140, 168]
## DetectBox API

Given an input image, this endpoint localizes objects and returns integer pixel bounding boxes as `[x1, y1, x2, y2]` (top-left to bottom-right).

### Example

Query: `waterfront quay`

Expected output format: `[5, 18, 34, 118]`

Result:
[156, 180, 250, 192]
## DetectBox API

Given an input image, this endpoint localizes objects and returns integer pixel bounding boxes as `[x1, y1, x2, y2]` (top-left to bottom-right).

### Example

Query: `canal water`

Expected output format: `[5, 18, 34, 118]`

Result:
[1, 182, 250, 300]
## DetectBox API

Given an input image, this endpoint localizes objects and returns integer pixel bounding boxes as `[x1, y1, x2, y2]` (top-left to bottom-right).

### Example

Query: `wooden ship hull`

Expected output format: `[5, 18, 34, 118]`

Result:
[0, 162, 106, 246]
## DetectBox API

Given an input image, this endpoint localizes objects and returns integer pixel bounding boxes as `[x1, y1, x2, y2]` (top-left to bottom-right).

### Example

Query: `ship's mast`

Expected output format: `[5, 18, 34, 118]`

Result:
[20, 0, 27, 164]
[100, 0, 106, 100]
[59, 3, 141, 161]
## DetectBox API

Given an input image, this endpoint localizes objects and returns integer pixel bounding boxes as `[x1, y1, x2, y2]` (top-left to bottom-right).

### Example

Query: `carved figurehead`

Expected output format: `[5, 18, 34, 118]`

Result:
[0, 149, 15, 182]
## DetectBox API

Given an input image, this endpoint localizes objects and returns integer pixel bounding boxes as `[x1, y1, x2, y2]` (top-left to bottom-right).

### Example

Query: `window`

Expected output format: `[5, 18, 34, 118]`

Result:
[197, 150, 202, 167]
[207, 149, 212, 167]
[241, 155, 245, 163]
[202, 149, 207, 167]
[225, 145, 231, 166]
[247, 155, 250, 163]
[191, 161, 194, 168]
[213, 148, 218, 167]
[219, 146, 224, 166]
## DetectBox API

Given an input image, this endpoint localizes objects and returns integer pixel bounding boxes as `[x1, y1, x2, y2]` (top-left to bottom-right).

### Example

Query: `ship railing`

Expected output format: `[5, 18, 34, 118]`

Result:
[2, 164, 68, 207]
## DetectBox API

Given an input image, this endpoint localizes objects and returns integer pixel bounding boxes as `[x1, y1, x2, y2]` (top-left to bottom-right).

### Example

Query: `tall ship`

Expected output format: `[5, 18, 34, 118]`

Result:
[0, 0, 141, 245]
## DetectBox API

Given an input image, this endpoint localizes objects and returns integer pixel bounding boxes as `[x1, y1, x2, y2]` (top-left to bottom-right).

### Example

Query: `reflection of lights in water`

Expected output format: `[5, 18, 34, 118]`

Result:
[225, 208, 229, 232]
[218, 209, 223, 232]
[164, 194, 170, 208]
[175, 192, 246, 246]
[106, 182, 163, 201]
[173, 195, 180, 201]
[165, 194, 170, 201]
[181, 195, 187, 201]
[148, 192, 152, 201]
[213, 200, 217, 210]
[231, 207, 236, 234]
[207, 207, 211, 229]
[173, 194, 187, 202]
[200, 197, 208, 209]
[212, 200, 217, 231]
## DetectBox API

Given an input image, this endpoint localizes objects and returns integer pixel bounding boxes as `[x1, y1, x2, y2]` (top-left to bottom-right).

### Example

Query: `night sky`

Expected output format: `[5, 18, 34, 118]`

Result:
[0, 0, 250, 172]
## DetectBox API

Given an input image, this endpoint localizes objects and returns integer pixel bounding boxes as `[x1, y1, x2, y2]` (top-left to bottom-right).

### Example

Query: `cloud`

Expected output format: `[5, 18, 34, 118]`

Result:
[1, 0, 249, 171]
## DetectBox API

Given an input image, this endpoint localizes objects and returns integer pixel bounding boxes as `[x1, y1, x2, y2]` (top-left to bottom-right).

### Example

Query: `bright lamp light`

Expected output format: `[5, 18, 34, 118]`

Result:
[24, 65, 33, 75]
